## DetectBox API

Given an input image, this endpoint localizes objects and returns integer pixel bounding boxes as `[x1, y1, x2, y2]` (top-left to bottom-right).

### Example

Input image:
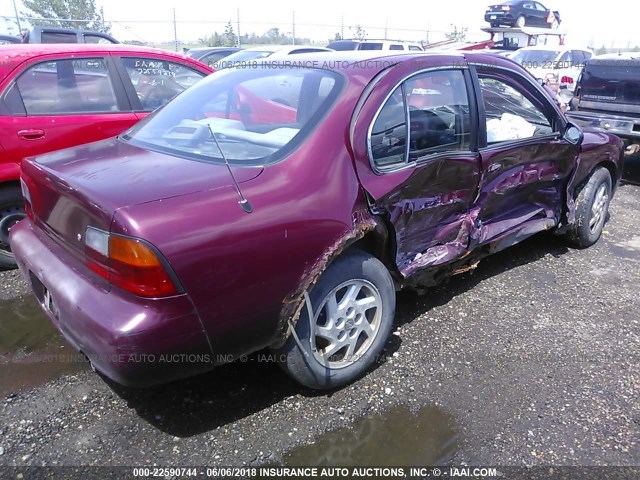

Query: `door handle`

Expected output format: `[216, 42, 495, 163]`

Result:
[17, 129, 45, 140]
[487, 163, 502, 173]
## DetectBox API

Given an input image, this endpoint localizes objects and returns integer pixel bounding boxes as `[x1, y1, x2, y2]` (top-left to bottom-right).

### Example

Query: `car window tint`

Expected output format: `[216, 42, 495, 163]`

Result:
[389, 45, 403, 50]
[201, 52, 230, 68]
[408, 46, 422, 51]
[370, 86, 407, 169]
[535, 3, 546, 10]
[41, 31, 77, 43]
[84, 34, 112, 44]
[359, 43, 383, 50]
[122, 57, 206, 111]
[478, 76, 553, 144]
[16, 58, 119, 115]
[404, 70, 471, 159]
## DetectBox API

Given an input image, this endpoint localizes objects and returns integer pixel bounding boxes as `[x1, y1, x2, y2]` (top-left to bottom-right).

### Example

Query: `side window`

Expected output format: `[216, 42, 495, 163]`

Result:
[41, 31, 77, 43]
[84, 34, 113, 44]
[370, 87, 407, 170]
[571, 51, 585, 67]
[370, 69, 471, 169]
[558, 51, 572, 64]
[405, 69, 471, 159]
[408, 46, 422, 51]
[478, 75, 553, 144]
[389, 45, 404, 50]
[15, 58, 118, 115]
[202, 52, 229, 68]
[122, 57, 206, 111]
[535, 2, 547, 10]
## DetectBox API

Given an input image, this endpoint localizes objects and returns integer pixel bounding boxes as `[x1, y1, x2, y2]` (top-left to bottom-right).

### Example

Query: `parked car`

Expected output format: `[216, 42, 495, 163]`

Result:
[11, 51, 623, 390]
[327, 39, 423, 51]
[0, 34, 20, 45]
[0, 44, 213, 268]
[219, 45, 334, 67]
[568, 53, 640, 152]
[485, 1, 561, 29]
[21, 26, 119, 44]
[185, 47, 242, 68]
[511, 45, 593, 95]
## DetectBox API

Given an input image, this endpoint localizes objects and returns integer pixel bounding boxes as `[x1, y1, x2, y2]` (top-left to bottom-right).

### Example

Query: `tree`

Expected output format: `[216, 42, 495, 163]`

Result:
[222, 21, 237, 47]
[330, 32, 342, 42]
[349, 24, 367, 41]
[445, 24, 468, 42]
[22, 0, 111, 33]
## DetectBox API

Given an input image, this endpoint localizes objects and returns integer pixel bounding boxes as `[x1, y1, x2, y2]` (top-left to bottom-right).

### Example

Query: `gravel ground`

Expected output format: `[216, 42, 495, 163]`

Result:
[0, 180, 639, 469]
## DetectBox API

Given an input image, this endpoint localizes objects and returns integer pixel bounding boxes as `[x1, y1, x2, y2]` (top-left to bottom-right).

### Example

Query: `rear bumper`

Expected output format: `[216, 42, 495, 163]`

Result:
[10, 220, 214, 387]
[485, 13, 515, 25]
[568, 110, 640, 143]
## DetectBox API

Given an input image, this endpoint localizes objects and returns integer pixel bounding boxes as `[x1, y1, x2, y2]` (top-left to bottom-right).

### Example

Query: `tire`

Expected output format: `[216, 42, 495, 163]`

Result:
[516, 15, 527, 28]
[565, 167, 612, 248]
[0, 185, 25, 269]
[273, 250, 395, 390]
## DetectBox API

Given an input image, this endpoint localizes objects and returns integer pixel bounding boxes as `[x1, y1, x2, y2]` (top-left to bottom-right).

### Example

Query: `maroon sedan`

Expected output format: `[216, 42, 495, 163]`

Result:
[11, 52, 623, 389]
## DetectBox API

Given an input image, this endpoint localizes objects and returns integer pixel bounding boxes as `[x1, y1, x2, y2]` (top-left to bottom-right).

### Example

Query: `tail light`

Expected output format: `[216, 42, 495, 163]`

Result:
[502, 5, 510, 10]
[85, 227, 179, 297]
[560, 76, 574, 85]
[20, 178, 34, 221]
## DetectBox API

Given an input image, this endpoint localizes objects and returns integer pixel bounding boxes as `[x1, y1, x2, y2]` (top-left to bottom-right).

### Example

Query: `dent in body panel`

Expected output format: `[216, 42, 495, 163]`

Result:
[274, 212, 378, 346]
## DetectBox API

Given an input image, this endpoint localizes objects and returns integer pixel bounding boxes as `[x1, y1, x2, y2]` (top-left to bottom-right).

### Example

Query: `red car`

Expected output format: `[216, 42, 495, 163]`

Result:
[0, 44, 213, 268]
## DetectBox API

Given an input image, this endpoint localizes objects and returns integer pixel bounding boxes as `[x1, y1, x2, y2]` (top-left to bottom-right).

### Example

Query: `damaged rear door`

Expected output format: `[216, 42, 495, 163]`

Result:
[353, 66, 482, 278]
[470, 64, 579, 249]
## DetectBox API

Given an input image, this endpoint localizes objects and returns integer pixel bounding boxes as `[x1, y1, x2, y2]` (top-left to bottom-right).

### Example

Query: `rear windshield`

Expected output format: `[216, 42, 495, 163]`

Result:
[219, 50, 273, 68]
[122, 67, 343, 166]
[579, 63, 640, 105]
[327, 40, 359, 51]
[511, 49, 560, 67]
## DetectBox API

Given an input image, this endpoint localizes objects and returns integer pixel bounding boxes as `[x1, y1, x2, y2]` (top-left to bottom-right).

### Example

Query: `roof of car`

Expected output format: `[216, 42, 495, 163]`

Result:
[241, 45, 334, 54]
[0, 43, 211, 76]
[589, 52, 640, 63]
[515, 45, 592, 52]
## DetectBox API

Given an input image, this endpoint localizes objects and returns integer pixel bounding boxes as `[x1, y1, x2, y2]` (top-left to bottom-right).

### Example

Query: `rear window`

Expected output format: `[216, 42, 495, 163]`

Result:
[327, 41, 359, 51]
[122, 67, 343, 166]
[511, 49, 560, 67]
[41, 31, 77, 43]
[579, 63, 640, 105]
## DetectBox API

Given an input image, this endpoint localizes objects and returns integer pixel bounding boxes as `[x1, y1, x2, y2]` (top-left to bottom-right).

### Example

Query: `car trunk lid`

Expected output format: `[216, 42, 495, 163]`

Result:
[578, 61, 640, 117]
[20, 137, 262, 255]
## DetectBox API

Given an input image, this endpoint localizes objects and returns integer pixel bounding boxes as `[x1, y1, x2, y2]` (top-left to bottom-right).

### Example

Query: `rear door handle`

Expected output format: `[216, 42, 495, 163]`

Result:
[17, 129, 45, 140]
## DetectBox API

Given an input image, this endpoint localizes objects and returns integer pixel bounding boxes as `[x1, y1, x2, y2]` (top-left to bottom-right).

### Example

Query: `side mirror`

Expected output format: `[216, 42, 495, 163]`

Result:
[563, 122, 584, 146]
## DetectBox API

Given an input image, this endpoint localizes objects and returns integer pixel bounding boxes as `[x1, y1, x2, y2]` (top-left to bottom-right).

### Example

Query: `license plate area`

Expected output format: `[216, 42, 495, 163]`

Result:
[30, 272, 60, 320]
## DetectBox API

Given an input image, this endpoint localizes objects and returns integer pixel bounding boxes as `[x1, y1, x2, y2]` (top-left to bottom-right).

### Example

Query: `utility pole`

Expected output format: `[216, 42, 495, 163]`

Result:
[384, 18, 388, 40]
[12, 0, 22, 33]
[292, 11, 295, 45]
[341, 15, 344, 39]
[236, 8, 240, 48]
[173, 8, 178, 52]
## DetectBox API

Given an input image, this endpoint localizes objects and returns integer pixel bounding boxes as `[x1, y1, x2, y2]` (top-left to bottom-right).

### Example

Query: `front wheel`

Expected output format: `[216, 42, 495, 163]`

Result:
[565, 167, 612, 248]
[515, 15, 527, 27]
[273, 250, 395, 390]
[0, 185, 26, 269]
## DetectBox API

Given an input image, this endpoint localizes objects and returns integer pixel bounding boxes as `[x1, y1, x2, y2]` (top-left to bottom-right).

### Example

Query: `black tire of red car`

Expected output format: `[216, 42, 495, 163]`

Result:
[0, 185, 25, 269]
[565, 167, 612, 249]
[273, 250, 395, 390]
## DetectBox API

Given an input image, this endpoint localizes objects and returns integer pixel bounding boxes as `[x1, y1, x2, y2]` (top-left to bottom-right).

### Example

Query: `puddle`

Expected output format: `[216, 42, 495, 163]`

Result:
[283, 404, 456, 466]
[0, 296, 88, 396]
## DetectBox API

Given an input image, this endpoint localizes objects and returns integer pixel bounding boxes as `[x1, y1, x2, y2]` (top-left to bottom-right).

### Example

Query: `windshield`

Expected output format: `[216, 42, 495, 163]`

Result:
[122, 67, 343, 165]
[511, 49, 561, 67]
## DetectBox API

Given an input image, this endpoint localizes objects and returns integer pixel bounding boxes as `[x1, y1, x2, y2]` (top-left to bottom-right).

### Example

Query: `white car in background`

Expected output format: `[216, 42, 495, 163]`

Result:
[218, 45, 334, 68]
[511, 45, 593, 96]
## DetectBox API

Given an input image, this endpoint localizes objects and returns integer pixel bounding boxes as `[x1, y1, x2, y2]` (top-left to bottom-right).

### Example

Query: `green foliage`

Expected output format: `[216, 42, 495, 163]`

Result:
[197, 26, 312, 48]
[445, 24, 468, 42]
[349, 24, 367, 41]
[22, 0, 111, 33]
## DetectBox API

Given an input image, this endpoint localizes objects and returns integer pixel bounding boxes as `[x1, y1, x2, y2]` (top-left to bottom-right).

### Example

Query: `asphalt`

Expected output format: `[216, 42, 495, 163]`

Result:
[0, 171, 638, 470]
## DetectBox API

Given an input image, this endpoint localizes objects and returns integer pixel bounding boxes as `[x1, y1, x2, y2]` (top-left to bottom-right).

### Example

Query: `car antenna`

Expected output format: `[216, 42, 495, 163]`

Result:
[206, 124, 253, 214]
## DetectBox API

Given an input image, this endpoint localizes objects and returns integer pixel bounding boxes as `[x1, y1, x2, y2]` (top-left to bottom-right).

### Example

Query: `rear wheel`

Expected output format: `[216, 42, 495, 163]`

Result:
[516, 15, 527, 27]
[273, 250, 395, 390]
[0, 186, 25, 269]
[565, 167, 612, 248]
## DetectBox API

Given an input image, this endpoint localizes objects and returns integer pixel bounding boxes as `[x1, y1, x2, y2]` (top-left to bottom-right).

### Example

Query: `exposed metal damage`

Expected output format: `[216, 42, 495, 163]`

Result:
[273, 214, 378, 346]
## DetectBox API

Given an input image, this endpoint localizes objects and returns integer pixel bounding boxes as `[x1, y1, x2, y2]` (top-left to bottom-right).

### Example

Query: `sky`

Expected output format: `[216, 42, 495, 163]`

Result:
[0, 0, 638, 48]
